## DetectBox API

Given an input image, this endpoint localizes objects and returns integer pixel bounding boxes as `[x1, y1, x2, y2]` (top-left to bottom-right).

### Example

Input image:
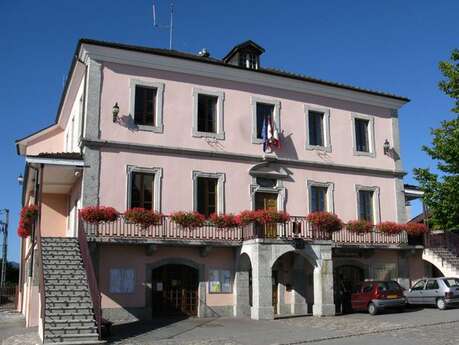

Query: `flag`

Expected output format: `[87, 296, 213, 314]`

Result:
[261, 116, 268, 152]
[271, 117, 280, 148]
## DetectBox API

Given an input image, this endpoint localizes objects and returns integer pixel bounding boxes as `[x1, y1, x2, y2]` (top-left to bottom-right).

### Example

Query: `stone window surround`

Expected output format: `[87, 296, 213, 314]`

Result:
[129, 79, 165, 133]
[306, 180, 335, 214]
[251, 96, 281, 144]
[351, 113, 376, 157]
[304, 105, 332, 152]
[192, 88, 225, 140]
[192, 171, 226, 214]
[249, 177, 286, 211]
[126, 165, 163, 212]
[355, 184, 381, 224]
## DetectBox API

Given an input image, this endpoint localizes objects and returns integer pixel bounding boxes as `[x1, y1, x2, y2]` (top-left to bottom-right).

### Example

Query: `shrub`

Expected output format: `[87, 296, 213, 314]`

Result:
[171, 211, 205, 228]
[79, 206, 119, 224]
[209, 213, 240, 228]
[376, 221, 404, 234]
[17, 205, 39, 238]
[346, 220, 373, 234]
[124, 208, 162, 228]
[405, 223, 428, 236]
[306, 212, 343, 233]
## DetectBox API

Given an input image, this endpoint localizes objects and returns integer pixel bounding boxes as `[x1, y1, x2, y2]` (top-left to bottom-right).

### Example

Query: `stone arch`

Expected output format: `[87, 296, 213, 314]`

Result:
[270, 244, 319, 269]
[334, 259, 369, 278]
[145, 257, 205, 317]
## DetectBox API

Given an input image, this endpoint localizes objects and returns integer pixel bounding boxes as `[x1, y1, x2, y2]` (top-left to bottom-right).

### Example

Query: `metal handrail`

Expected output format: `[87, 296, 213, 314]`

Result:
[78, 219, 102, 339]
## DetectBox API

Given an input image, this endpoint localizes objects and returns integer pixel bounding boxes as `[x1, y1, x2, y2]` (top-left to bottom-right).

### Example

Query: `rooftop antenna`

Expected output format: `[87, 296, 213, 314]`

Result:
[152, 1, 174, 50]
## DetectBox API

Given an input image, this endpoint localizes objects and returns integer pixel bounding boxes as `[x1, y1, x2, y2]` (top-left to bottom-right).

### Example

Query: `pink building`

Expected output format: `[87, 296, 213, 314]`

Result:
[15, 39, 441, 343]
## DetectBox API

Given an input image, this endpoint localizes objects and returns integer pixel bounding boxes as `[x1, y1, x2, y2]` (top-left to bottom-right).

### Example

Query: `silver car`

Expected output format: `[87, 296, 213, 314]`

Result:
[404, 277, 459, 310]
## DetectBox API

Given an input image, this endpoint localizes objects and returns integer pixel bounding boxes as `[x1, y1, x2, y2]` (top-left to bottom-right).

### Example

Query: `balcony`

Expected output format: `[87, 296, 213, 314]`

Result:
[82, 215, 408, 247]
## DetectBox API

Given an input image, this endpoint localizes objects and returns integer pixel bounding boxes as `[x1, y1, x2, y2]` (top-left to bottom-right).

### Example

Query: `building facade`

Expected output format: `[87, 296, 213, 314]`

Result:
[16, 39, 435, 341]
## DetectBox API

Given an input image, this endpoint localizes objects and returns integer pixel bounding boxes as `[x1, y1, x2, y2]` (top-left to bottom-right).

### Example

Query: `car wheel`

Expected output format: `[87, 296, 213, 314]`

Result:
[437, 298, 447, 310]
[397, 306, 405, 313]
[368, 302, 378, 315]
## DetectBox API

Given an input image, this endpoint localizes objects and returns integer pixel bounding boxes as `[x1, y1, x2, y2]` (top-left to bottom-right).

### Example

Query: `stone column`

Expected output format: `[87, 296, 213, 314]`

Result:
[234, 270, 250, 317]
[277, 277, 287, 316]
[250, 244, 274, 320]
[312, 245, 335, 316]
[291, 256, 308, 315]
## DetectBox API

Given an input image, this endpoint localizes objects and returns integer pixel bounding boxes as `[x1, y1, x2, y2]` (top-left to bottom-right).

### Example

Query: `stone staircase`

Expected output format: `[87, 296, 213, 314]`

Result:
[41, 237, 104, 344]
[422, 247, 459, 277]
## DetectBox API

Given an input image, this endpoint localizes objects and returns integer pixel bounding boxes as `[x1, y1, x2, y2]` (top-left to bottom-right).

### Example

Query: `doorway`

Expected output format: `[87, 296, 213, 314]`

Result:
[255, 192, 278, 238]
[151, 264, 199, 316]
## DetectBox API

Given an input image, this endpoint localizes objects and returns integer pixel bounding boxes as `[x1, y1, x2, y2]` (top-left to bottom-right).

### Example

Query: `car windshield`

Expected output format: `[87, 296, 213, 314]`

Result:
[443, 278, 459, 288]
[377, 281, 400, 292]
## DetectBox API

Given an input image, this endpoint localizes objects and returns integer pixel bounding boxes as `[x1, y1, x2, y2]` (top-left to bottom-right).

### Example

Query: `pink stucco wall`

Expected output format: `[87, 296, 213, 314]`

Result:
[98, 244, 235, 309]
[40, 193, 68, 237]
[99, 62, 397, 171]
[26, 129, 64, 156]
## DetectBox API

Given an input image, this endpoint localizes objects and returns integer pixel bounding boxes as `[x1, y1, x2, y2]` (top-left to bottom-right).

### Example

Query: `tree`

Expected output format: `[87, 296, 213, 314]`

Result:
[414, 49, 459, 230]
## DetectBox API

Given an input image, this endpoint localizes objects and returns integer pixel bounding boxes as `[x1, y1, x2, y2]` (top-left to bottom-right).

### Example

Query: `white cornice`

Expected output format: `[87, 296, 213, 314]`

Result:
[80, 44, 407, 110]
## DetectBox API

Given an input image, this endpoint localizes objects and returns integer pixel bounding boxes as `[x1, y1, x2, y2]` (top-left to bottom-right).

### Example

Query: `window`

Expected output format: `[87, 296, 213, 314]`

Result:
[134, 85, 156, 126]
[362, 284, 373, 293]
[197, 177, 217, 217]
[355, 118, 369, 152]
[308, 111, 324, 146]
[358, 190, 374, 222]
[411, 280, 426, 291]
[208, 269, 232, 293]
[129, 80, 164, 132]
[352, 114, 375, 156]
[130, 172, 154, 210]
[310, 186, 328, 212]
[256, 103, 274, 139]
[109, 268, 135, 294]
[443, 278, 459, 288]
[377, 281, 401, 292]
[426, 280, 439, 290]
[192, 89, 225, 139]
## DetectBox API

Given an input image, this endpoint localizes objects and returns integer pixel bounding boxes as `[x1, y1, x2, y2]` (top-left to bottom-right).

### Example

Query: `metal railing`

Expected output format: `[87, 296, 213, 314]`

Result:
[35, 221, 46, 336]
[78, 219, 102, 339]
[82, 215, 407, 246]
[425, 231, 459, 255]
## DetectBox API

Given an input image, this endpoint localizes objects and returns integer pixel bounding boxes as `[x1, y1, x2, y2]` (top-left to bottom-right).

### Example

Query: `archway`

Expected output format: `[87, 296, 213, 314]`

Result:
[151, 264, 199, 316]
[333, 264, 365, 314]
[423, 260, 444, 278]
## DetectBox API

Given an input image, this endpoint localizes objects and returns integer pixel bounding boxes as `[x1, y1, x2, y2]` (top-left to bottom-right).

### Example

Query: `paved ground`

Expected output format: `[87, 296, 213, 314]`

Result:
[2, 307, 459, 345]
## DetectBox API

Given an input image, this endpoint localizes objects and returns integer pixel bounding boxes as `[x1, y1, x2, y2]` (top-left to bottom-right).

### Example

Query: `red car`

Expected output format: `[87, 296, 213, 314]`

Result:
[351, 280, 406, 315]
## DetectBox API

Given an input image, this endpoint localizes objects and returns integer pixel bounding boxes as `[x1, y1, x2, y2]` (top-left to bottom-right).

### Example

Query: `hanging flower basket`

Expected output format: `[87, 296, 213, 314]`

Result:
[306, 212, 343, 233]
[124, 208, 162, 228]
[405, 223, 428, 237]
[79, 206, 119, 224]
[209, 213, 240, 228]
[17, 205, 39, 238]
[376, 221, 404, 235]
[346, 220, 373, 234]
[171, 211, 205, 228]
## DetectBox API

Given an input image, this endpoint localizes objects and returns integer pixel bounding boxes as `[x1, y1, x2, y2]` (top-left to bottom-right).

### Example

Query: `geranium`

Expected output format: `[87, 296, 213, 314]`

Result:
[79, 206, 119, 224]
[237, 210, 259, 225]
[346, 220, 373, 234]
[17, 226, 30, 238]
[209, 213, 240, 228]
[124, 208, 162, 228]
[306, 212, 343, 233]
[171, 211, 205, 228]
[236, 210, 290, 225]
[405, 223, 428, 236]
[17, 205, 39, 238]
[376, 221, 404, 234]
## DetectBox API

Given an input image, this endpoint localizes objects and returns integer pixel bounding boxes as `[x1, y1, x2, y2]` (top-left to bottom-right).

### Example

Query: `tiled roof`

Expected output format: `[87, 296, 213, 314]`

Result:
[28, 152, 83, 160]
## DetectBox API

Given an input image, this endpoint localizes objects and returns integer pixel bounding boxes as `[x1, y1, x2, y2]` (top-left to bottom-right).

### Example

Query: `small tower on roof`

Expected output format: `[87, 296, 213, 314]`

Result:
[223, 40, 265, 70]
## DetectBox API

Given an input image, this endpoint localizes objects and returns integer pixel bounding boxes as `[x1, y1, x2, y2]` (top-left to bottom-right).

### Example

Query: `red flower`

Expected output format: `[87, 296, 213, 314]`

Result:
[17, 226, 30, 238]
[16, 205, 39, 238]
[123, 208, 162, 228]
[376, 221, 405, 234]
[236, 210, 290, 225]
[405, 223, 428, 236]
[306, 212, 343, 233]
[209, 213, 240, 228]
[171, 211, 205, 228]
[80, 206, 119, 224]
[346, 220, 373, 234]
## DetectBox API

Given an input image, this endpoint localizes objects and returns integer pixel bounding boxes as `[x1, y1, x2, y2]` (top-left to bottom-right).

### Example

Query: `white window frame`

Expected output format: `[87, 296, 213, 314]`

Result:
[306, 180, 335, 214]
[126, 165, 163, 212]
[192, 171, 226, 214]
[251, 96, 281, 144]
[304, 105, 332, 152]
[129, 79, 165, 133]
[192, 88, 225, 140]
[355, 185, 380, 224]
[351, 113, 375, 157]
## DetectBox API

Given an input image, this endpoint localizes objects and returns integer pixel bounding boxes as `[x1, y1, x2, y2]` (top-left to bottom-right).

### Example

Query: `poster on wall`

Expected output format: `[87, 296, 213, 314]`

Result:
[208, 269, 231, 293]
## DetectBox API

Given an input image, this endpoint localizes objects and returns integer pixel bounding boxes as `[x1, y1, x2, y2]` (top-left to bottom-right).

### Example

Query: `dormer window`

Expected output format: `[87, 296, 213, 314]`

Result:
[223, 40, 265, 70]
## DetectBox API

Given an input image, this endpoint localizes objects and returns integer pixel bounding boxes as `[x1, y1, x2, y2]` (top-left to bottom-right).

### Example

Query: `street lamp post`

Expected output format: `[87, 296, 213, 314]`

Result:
[0, 209, 9, 303]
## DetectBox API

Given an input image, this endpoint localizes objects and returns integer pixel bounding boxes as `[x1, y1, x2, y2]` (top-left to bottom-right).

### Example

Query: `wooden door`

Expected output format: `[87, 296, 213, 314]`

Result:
[255, 192, 278, 238]
[152, 265, 198, 316]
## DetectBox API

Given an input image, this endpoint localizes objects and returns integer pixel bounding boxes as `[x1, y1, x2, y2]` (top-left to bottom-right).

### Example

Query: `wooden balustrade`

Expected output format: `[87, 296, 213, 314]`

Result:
[82, 215, 408, 246]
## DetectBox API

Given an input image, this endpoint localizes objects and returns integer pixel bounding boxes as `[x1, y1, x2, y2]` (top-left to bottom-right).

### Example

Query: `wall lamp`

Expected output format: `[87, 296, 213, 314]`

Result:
[383, 139, 391, 155]
[17, 174, 24, 185]
[112, 102, 120, 123]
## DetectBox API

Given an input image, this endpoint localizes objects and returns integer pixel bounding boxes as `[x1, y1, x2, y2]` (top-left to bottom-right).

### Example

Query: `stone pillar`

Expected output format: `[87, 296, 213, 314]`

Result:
[234, 270, 250, 317]
[277, 278, 287, 315]
[250, 244, 274, 320]
[312, 245, 335, 316]
[291, 256, 308, 315]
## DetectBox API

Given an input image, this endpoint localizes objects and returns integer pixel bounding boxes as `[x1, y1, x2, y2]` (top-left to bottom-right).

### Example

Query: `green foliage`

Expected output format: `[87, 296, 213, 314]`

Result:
[414, 49, 459, 230]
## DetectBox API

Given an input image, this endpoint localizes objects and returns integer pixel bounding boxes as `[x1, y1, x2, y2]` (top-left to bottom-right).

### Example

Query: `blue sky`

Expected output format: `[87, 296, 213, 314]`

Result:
[1, 1, 458, 262]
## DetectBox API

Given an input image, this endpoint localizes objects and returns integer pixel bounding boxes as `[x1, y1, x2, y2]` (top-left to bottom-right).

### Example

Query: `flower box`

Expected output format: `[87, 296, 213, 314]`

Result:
[405, 223, 428, 236]
[209, 213, 240, 228]
[124, 208, 162, 228]
[17, 205, 39, 238]
[346, 220, 373, 234]
[376, 221, 404, 235]
[306, 212, 343, 233]
[171, 211, 205, 228]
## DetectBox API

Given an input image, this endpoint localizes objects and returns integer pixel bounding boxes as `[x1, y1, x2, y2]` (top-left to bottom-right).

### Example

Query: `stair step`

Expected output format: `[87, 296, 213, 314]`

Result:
[43, 340, 105, 345]
[45, 319, 96, 328]
[45, 291, 90, 298]
[46, 306, 94, 315]
[44, 333, 99, 343]
[46, 301, 93, 309]
[46, 312, 95, 320]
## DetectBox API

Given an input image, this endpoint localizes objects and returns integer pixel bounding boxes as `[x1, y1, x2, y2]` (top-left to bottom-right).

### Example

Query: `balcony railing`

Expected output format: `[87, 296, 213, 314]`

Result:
[82, 215, 408, 246]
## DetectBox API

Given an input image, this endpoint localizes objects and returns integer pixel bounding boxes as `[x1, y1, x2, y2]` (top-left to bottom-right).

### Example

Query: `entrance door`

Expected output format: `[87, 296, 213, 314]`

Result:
[335, 265, 364, 293]
[151, 264, 199, 316]
[255, 192, 278, 238]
